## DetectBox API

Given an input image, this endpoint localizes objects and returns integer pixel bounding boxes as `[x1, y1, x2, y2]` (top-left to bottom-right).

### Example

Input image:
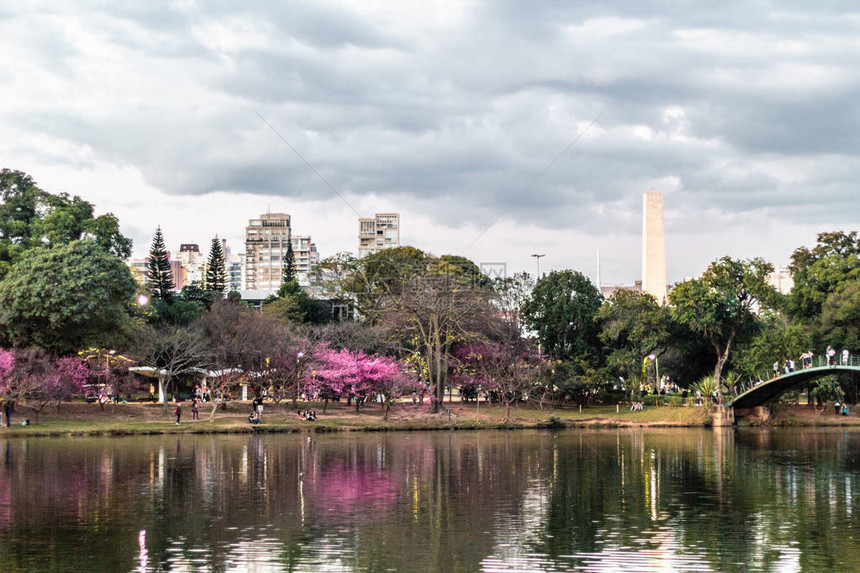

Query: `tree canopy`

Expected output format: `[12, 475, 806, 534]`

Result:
[523, 270, 603, 363]
[0, 240, 137, 354]
[0, 169, 132, 280]
[670, 257, 778, 393]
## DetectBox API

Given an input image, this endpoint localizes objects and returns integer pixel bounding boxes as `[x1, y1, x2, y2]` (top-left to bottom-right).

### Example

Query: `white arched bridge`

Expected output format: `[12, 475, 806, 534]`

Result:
[729, 355, 860, 410]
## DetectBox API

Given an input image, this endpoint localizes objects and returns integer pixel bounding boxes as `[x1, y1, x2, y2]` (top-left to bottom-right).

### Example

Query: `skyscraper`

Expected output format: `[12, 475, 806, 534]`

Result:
[642, 191, 667, 303]
[245, 213, 291, 291]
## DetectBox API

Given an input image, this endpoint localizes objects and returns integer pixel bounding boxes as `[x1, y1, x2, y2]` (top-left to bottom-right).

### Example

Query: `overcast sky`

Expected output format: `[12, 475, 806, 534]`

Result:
[2, 1, 858, 285]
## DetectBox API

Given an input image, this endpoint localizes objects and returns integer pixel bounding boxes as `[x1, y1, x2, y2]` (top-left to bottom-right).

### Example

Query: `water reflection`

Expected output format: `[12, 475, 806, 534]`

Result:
[1, 429, 860, 571]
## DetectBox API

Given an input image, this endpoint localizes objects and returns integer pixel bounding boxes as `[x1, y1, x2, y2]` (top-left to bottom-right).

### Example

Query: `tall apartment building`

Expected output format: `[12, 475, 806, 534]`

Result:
[226, 250, 245, 292]
[292, 235, 319, 284]
[358, 212, 400, 257]
[245, 213, 292, 291]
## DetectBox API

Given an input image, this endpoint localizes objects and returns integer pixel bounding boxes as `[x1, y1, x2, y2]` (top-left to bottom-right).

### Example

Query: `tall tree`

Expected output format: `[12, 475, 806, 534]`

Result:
[670, 257, 778, 396]
[132, 323, 209, 415]
[598, 289, 673, 390]
[0, 240, 137, 354]
[523, 270, 603, 363]
[282, 240, 297, 284]
[204, 236, 227, 295]
[788, 231, 860, 321]
[146, 226, 174, 302]
[0, 169, 132, 279]
[382, 275, 499, 410]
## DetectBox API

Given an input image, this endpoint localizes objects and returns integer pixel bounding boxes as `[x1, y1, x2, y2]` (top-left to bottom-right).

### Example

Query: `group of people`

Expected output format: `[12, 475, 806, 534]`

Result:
[629, 401, 644, 411]
[835, 401, 850, 416]
[193, 385, 212, 403]
[826, 346, 852, 366]
[774, 358, 798, 376]
[297, 409, 317, 421]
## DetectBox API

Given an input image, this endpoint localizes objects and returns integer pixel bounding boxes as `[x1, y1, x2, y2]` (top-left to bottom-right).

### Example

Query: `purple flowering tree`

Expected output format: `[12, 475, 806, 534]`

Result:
[361, 354, 420, 420]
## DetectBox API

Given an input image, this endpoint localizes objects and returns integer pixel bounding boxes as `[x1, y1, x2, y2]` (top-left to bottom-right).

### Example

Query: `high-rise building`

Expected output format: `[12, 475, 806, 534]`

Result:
[245, 213, 291, 291]
[358, 212, 400, 257]
[642, 192, 667, 303]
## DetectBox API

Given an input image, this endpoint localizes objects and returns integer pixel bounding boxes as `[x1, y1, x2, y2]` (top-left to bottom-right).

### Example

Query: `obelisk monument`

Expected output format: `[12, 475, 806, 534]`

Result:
[642, 191, 667, 303]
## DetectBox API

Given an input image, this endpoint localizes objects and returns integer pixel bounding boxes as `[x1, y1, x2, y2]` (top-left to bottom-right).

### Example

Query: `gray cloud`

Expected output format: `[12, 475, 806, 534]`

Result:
[1, 0, 858, 280]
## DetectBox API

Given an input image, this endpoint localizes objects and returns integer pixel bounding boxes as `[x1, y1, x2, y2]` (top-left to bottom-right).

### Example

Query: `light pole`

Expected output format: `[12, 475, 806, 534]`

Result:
[531, 254, 545, 279]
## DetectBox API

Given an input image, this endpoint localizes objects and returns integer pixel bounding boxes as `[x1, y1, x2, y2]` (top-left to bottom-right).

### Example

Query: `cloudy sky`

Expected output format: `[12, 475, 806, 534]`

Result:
[2, 1, 858, 285]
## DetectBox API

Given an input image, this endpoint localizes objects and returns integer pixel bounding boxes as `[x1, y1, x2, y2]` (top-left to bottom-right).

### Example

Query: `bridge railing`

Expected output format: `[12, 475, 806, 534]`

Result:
[731, 352, 860, 397]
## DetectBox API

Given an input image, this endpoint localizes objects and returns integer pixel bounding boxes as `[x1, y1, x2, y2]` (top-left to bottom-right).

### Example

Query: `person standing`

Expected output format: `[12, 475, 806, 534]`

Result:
[843, 348, 850, 366]
[3, 396, 11, 428]
[191, 398, 199, 421]
[174, 401, 182, 425]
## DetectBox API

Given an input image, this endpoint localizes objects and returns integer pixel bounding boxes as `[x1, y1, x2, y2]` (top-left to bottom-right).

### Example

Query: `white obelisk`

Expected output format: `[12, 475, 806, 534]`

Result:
[642, 192, 667, 303]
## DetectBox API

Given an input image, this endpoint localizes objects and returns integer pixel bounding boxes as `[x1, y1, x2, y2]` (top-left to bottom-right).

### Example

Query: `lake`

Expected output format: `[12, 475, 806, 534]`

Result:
[1, 428, 859, 572]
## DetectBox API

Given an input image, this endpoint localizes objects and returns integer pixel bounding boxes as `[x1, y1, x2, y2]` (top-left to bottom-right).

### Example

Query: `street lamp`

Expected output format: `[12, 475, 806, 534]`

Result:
[531, 254, 545, 279]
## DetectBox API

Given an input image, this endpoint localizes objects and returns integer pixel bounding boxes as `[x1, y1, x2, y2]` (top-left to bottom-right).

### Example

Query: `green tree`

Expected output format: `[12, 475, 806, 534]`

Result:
[429, 255, 490, 288]
[282, 240, 297, 284]
[733, 314, 810, 381]
[598, 289, 673, 390]
[522, 270, 603, 363]
[788, 231, 860, 321]
[670, 257, 779, 396]
[787, 231, 860, 352]
[346, 246, 429, 321]
[146, 226, 174, 302]
[820, 280, 860, 353]
[0, 169, 132, 280]
[0, 240, 137, 354]
[203, 237, 227, 295]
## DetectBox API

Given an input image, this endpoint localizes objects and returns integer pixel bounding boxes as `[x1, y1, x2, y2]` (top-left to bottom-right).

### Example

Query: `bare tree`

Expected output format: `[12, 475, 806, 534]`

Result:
[132, 324, 210, 416]
[198, 299, 283, 420]
[382, 276, 501, 412]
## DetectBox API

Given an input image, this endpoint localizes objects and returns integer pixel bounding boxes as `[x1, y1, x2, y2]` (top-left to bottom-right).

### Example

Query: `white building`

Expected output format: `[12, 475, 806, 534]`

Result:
[245, 213, 291, 291]
[358, 212, 400, 257]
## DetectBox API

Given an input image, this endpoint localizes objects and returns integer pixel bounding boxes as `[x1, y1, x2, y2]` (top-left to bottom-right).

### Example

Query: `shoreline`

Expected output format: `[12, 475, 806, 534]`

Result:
[0, 401, 857, 438]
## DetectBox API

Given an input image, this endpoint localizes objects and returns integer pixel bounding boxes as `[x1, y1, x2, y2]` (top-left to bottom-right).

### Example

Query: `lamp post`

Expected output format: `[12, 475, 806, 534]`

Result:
[531, 254, 545, 279]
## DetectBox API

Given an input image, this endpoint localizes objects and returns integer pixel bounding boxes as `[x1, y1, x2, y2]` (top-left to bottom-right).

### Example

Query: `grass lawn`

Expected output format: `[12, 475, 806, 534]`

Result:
[0, 398, 716, 437]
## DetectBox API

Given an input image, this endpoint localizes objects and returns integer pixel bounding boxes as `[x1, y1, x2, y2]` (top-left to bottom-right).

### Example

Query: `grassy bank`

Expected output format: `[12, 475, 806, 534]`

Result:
[0, 399, 717, 437]
[2, 400, 856, 438]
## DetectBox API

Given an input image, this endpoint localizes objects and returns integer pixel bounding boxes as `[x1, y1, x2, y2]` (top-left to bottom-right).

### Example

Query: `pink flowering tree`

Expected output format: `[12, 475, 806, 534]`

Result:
[7, 349, 90, 418]
[0, 349, 14, 395]
[306, 348, 416, 417]
[305, 347, 363, 412]
[43, 357, 90, 411]
[361, 354, 420, 420]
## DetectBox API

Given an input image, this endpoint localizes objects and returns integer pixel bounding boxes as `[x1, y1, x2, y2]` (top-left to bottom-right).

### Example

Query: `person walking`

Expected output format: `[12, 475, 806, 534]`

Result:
[843, 348, 850, 366]
[191, 398, 199, 421]
[174, 401, 182, 425]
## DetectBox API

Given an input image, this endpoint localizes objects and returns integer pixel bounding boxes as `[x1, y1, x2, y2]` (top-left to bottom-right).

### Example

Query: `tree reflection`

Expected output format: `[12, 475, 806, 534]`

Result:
[1, 430, 860, 571]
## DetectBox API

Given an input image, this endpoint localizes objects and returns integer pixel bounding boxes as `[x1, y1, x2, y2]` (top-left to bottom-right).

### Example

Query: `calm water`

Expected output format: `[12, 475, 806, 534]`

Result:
[1, 428, 859, 572]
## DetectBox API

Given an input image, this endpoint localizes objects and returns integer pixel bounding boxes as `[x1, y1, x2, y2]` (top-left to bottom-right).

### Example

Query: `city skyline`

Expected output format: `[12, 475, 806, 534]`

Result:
[2, 2, 858, 285]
